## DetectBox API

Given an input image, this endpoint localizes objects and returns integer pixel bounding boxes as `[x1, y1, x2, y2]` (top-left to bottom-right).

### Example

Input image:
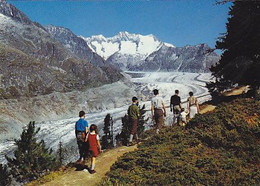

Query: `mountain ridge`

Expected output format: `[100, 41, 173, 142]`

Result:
[82, 32, 219, 72]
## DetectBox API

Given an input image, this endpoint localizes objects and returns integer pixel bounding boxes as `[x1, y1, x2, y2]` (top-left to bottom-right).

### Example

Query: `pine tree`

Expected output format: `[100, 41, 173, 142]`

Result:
[5, 121, 56, 183]
[116, 104, 147, 146]
[0, 163, 11, 186]
[208, 1, 260, 98]
[101, 114, 114, 149]
[57, 141, 64, 167]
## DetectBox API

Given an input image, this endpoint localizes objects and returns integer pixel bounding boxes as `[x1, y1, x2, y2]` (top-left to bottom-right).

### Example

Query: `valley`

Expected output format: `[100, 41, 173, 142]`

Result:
[0, 72, 211, 164]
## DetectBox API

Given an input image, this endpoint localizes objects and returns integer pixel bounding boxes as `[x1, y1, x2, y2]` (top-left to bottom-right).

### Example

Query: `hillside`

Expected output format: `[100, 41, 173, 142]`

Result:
[0, 1, 123, 99]
[101, 98, 260, 185]
[25, 98, 260, 186]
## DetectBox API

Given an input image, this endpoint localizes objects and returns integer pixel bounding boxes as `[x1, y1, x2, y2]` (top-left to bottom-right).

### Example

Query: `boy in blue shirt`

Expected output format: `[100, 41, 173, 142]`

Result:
[75, 111, 89, 164]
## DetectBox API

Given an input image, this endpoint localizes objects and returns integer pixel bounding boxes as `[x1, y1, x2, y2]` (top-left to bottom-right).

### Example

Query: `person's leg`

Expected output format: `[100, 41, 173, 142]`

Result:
[90, 156, 96, 174]
[129, 120, 134, 144]
[77, 141, 83, 162]
[190, 106, 197, 119]
[82, 142, 88, 164]
[129, 119, 138, 144]
[154, 110, 160, 134]
[173, 112, 176, 126]
[135, 133, 139, 143]
[177, 112, 180, 125]
[156, 110, 163, 134]
[129, 134, 134, 143]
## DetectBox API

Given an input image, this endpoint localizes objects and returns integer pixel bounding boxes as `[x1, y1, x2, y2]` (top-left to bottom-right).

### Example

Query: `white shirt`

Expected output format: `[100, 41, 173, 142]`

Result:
[180, 111, 188, 122]
[151, 95, 164, 109]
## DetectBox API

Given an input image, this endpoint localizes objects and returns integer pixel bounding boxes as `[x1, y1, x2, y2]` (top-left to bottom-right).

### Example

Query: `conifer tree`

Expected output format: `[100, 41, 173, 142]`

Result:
[208, 1, 260, 97]
[5, 121, 56, 183]
[0, 163, 11, 186]
[57, 141, 64, 167]
[101, 114, 114, 149]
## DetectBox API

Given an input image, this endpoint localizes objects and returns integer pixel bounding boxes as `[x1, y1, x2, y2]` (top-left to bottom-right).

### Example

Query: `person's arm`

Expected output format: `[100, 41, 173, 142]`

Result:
[85, 121, 88, 133]
[178, 97, 181, 109]
[97, 139, 102, 152]
[187, 98, 190, 111]
[196, 98, 200, 113]
[151, 103, 154, 120]
[170, 96, 173, 112]
[137, 107, 140, 118]
[162, 102, 166, 117]
[85, 133, 89, 142]
[85, 121, 89, 134]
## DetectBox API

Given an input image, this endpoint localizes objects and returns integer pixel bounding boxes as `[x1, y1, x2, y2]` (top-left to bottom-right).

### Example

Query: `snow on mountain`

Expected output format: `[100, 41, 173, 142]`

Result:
[130, 43, 220, 73]
[81, 31, 164, 60]
[81, 31, 218, 72]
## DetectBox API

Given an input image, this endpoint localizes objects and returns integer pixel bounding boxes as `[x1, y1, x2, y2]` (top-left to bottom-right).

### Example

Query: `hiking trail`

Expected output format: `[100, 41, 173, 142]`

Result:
[28, 86, 247, 186]
[29, 145, 137, 186]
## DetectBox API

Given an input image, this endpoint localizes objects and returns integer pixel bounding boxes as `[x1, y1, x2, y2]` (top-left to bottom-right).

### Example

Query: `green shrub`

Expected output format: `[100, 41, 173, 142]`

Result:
[6, 121, 56, 183]
[101, 98, 260, 185]
[0, 163, 11, 186]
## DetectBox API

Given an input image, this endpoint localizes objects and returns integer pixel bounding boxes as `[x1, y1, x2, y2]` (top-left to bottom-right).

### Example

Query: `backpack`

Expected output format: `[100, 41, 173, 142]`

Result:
[76, 131, 86, 142]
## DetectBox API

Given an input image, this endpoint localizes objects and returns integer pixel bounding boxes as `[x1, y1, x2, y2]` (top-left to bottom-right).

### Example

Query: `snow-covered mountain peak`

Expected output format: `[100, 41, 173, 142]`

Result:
[81, 34, 107, 42]
[164, 42, 175, 48]
[82, 32, 165, 60]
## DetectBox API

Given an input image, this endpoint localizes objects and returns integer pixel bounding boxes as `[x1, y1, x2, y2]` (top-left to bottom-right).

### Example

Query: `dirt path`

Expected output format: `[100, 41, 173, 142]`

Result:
[32, 145, 137, 186]
[198, 86, 247, 114]
[199, 104, 216, 114]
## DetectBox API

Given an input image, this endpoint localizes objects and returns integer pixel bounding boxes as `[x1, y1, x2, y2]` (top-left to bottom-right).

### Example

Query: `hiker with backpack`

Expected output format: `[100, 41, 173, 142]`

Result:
[170, 89, 182, 125]
[75, 111, 89, 164]
[151, 89, 166, 134]
[85, 124, 102, 174]
[127, 96, 140, 146]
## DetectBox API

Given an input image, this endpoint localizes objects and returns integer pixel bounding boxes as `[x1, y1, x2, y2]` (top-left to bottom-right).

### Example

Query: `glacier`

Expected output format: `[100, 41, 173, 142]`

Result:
[0, 72, 212, 164]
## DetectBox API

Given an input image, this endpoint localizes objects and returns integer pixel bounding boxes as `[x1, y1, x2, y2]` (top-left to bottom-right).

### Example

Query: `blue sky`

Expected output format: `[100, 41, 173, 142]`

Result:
[9, 0, 231, 49]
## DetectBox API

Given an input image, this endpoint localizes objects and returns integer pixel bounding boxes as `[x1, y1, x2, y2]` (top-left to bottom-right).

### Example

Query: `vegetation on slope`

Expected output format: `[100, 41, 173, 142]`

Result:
[101, 98, 260, 185]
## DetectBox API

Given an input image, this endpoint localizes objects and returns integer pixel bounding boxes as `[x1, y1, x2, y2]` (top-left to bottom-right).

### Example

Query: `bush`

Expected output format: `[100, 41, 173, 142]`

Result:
[101, 98, 260, 185]
[0, 163, 11, 186]
[6, 121, 56, 183]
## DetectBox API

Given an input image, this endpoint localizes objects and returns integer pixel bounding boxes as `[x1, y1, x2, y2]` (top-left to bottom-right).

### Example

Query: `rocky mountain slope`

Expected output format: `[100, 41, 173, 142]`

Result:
[45, 25, 105, 67]
[130, 43, 220, 72]
[83, 32, 219, 72]
[0, 1, 123, 99]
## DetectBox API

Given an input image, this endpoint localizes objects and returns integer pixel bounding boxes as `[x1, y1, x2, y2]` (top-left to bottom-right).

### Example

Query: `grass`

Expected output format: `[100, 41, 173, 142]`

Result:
[100, 98, 260, 185]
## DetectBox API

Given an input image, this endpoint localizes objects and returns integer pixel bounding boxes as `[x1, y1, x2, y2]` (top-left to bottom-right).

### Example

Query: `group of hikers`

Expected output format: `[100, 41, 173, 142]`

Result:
[74, 89, 200, 174]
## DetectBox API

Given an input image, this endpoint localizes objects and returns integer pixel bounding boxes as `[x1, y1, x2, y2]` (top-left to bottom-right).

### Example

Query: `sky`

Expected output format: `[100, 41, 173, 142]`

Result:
[8, 0, 231, 49]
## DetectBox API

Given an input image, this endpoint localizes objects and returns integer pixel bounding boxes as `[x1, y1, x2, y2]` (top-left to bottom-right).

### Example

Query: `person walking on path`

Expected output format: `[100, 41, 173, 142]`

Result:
[151, 89, 166, 134]
[170, 90, 182, 125]
[187, 91, 200, 119]
[127, 96, 140, 146]
[85, 124, 102, 174]
[180, 108, 188, 126]
[75, 111, 89, 164]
